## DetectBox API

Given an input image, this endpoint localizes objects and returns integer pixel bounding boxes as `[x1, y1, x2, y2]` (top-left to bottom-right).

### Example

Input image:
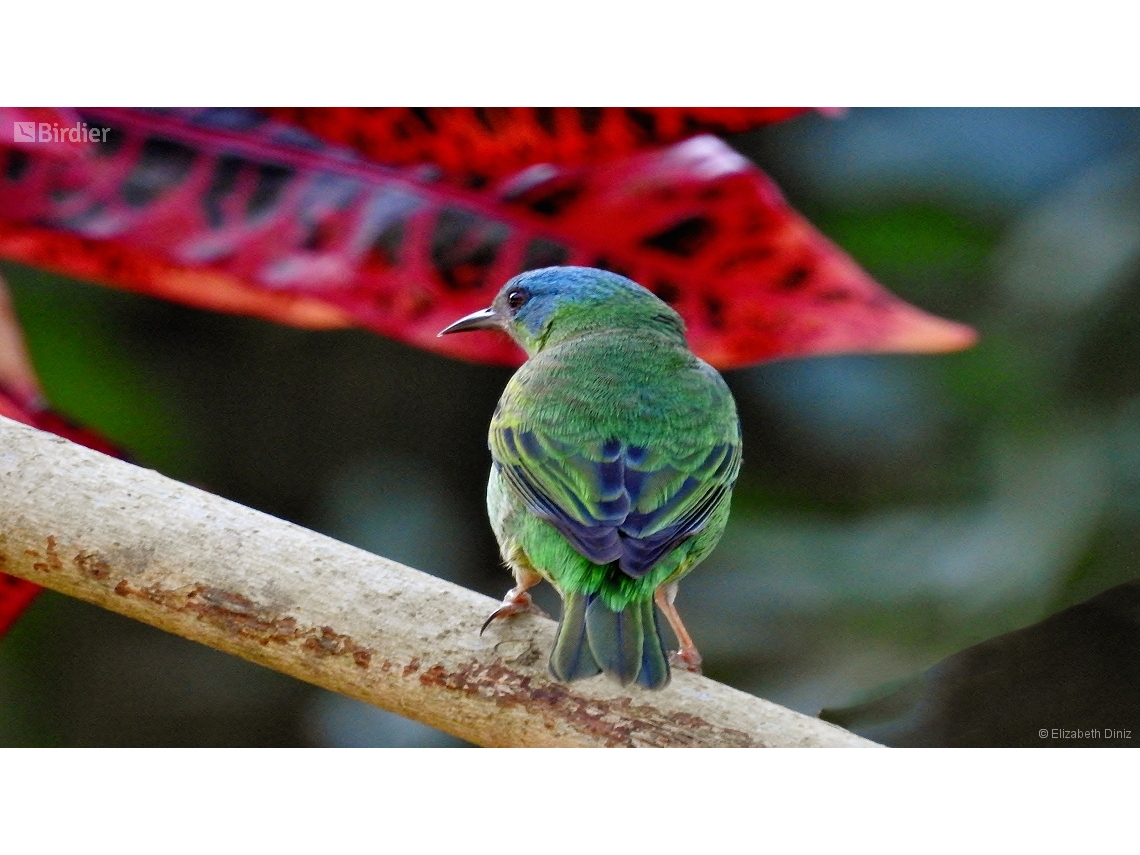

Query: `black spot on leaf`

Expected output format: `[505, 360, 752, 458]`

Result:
[775, 265, 811, 292]
[651, 279, 680, 304]
[247, 163, 294, 220]
[522, 238, 570, 271]
[4, 149, 29, 181]
[642, 217, 715, 257]
[121, 137, 197, 208]
[297, 173, 360, 250]
[526, 184, 582, 217]
[365, 221, 405, 271]
[534, 108, 557, 136]
[473, 107, 495, 132]
[409, 108, 436, 133]
[360, 187, 421, 270]
[95, 123, 126, 156]
[578, 108, 604, 134]
[591, 257, 635, 280]
[704, 295, 726, 329]
[204, 156, 245, 228]
[302, 221, 335, 251]
[431, 208, 510, 291]
[625, 109, 657, 139]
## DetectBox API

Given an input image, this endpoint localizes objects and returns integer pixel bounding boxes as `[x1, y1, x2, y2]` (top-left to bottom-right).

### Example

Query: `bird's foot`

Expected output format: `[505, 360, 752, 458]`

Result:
[480, 589, 550, 635]
[668, 646, 703, 674]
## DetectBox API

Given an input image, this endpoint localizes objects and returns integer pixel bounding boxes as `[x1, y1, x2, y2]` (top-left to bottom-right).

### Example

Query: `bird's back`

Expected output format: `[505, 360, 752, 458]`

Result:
[490, 326, 740, 594]
[501, 328, 738, 451]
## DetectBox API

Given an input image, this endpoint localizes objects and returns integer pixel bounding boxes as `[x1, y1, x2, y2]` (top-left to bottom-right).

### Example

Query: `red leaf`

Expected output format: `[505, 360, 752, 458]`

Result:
[0, 108, 975, 369]
[495, 137, 976, 366]
[260, 107, 812, 180]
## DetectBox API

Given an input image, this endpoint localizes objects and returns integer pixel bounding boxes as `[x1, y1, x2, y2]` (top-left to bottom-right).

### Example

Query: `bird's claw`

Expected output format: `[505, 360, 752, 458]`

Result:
[668, 647, 703, 674]
[480, 590, 549, 635]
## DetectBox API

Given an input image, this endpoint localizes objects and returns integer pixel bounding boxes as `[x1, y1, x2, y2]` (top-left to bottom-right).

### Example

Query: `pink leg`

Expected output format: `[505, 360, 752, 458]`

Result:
[480, 564, 549, 634]
[654, 583, 702, 673]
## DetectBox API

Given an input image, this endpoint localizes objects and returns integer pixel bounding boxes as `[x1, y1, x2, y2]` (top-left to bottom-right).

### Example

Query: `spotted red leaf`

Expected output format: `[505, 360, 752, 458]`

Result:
[261, 107, 812, 181]
[0, 108, 975, 369]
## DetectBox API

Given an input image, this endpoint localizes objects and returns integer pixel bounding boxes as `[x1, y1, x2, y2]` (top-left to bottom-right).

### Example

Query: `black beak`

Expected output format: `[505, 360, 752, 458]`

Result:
[438, 307, 501, 336]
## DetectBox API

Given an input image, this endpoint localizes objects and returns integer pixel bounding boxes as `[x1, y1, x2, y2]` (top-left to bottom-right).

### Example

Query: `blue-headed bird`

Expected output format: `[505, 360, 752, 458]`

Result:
[440, 267, 740, 689]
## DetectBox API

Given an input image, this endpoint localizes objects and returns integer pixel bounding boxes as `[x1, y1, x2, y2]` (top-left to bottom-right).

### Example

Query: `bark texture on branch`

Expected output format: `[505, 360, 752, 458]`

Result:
[0, 415, 875, 747]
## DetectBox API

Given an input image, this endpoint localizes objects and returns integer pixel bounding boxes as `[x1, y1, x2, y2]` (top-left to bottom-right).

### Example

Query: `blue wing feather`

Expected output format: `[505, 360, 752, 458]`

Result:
[492, 428, 740, 579]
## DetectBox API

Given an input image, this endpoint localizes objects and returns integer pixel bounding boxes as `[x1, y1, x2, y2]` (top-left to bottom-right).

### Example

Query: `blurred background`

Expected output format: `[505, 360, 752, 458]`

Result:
[2, 107, 1139, 747]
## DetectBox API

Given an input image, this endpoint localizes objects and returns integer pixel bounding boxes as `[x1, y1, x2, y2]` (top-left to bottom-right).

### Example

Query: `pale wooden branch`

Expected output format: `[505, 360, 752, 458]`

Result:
[0, 415, 876, 747]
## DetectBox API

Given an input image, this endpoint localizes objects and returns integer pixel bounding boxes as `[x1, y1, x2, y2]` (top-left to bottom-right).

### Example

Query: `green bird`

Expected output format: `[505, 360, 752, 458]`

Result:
[439, 267, 741, 689]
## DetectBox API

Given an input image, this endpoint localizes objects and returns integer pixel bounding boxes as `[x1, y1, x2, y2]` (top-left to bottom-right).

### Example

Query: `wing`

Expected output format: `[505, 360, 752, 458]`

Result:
[490, 374, 741, 580]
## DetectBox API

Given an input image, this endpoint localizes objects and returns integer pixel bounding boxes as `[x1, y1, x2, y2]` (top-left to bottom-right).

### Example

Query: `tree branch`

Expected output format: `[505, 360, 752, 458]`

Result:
[0, 415, 875, 747]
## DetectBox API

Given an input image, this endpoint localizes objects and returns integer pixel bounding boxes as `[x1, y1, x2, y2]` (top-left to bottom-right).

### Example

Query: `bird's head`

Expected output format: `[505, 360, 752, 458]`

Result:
[438, 266, 685, 356]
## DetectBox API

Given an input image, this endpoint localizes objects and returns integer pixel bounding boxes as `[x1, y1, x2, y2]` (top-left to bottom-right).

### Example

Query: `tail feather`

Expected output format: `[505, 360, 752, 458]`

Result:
[549, 590, 602, 682]
[637, 598, 670, 690]
[585, 593, 644, 685]
[550, 591, 671, 689]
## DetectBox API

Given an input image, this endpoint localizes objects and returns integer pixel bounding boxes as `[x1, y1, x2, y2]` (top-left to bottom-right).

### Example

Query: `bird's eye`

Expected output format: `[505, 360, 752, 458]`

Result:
[506, 288, 530, 312]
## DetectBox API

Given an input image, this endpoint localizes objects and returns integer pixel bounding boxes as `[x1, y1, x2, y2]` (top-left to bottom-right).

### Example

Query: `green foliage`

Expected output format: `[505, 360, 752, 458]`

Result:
[4, 264, 193, 476]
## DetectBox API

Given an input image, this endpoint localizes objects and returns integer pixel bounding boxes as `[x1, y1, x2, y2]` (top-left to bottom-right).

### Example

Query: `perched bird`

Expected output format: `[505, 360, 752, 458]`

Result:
[439, 267, 741, 689]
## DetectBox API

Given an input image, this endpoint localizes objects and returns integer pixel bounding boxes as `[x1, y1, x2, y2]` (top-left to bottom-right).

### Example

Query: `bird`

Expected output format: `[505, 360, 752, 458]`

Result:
[439, 266, 741, 689]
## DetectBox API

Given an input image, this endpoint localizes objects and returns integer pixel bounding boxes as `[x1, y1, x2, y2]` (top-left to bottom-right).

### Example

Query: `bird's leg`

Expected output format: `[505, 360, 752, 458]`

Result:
[481, 564, 549, 634]
[654, 583, 703, 673]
